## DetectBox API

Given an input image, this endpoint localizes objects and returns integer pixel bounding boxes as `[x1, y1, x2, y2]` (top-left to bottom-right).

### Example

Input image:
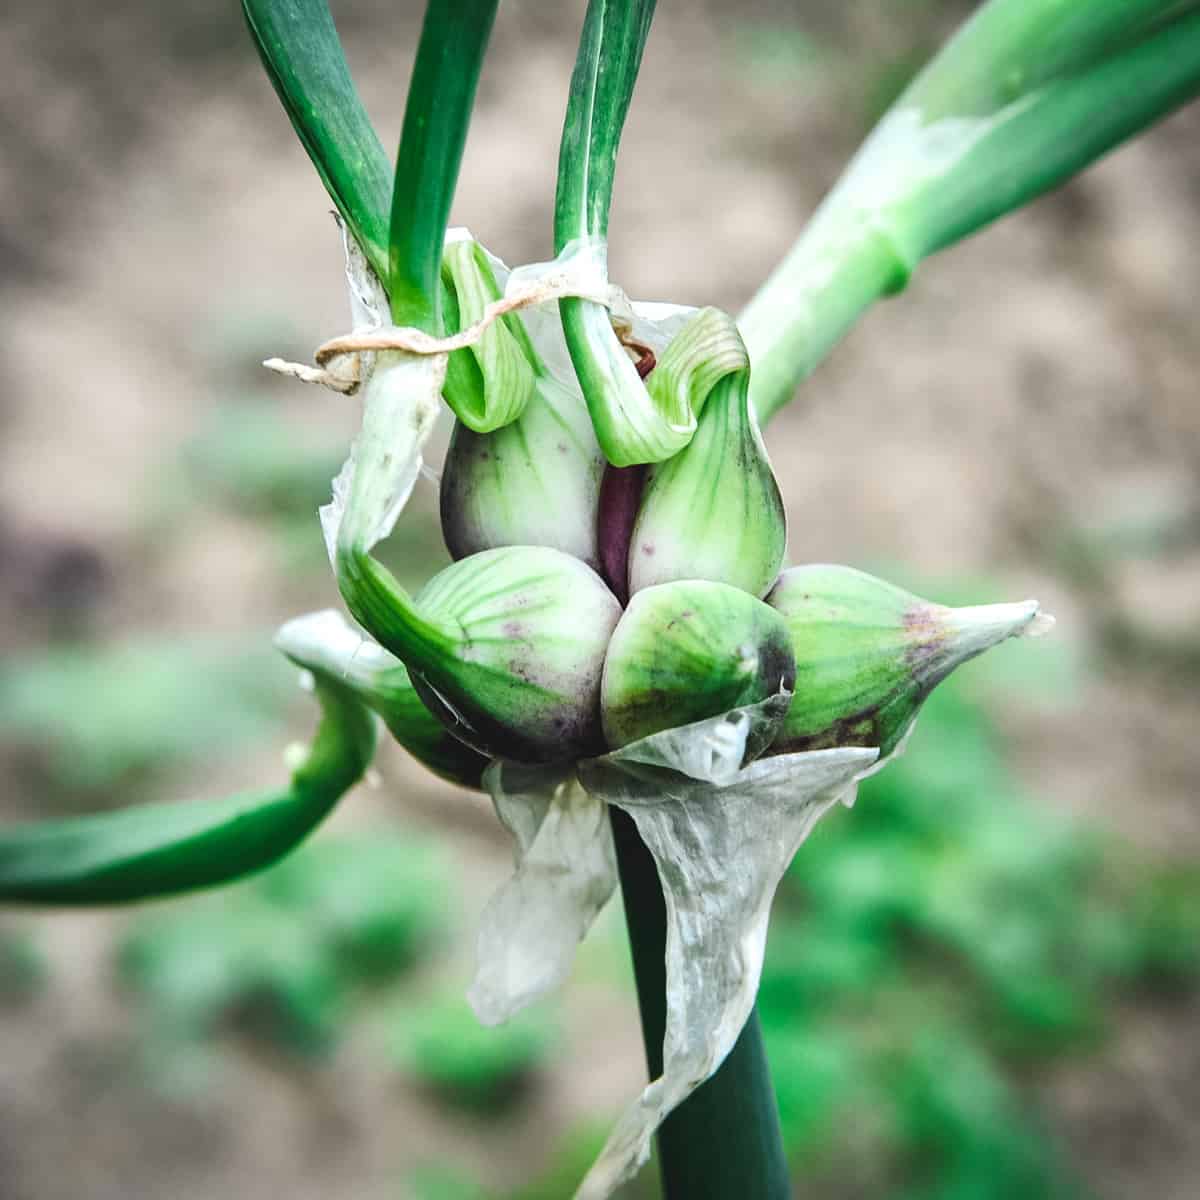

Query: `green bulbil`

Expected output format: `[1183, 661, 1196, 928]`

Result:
[601, 578, 797, 749]
[630, 366, 786, 599]
[767, 564, 1044, 757]
[440, 373, 606, 571]
[275, 611, 488, 791]
[345, 545, 621, 763]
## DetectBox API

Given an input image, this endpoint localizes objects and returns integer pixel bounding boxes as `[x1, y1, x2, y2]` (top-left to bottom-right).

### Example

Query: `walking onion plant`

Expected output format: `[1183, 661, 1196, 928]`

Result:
[3, 1, 1199, 1196]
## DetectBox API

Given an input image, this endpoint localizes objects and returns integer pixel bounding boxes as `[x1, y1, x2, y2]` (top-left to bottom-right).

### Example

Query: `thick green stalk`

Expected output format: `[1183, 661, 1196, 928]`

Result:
[243, 0, 393, 281]
[0, 677, 375, 904]
[389, 0, 500, 329]
[743, 0, 1200, 426]
[610, 808, 790, 1200]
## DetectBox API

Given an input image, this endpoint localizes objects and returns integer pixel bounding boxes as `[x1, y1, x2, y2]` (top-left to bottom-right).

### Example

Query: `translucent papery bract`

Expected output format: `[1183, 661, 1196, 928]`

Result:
[603, 689, 792, 787]
[465, 693, 789, 1029]
[320, 230, 444, 563]
[342, 218, 390, 330]
[577, 719, 878, 1199]
[468, 760, 617, 1026]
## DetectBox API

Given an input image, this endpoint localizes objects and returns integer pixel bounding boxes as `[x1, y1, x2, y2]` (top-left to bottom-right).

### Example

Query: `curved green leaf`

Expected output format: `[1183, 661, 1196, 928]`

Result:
[243, 0, 393, 281]
[0, 676, 376, 905]
[440, 238, 538, 432]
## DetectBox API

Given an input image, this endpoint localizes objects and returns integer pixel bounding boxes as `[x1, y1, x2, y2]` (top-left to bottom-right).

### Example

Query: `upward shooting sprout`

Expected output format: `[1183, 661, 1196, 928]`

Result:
[554, 0, 684, 467]
[741, 0, 1200, 423]
[1, 1, 1198, 1197]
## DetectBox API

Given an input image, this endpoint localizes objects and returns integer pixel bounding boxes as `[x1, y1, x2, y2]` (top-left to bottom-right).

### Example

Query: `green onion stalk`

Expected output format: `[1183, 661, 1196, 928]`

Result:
[0, 2, 1198, 1198]
[743, 0, 1200, 426]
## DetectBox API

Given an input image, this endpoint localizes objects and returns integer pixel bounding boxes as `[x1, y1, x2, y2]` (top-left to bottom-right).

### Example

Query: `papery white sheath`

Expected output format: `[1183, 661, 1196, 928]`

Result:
[574, 724, 878, 1199]
[469, 760, 618, 1026]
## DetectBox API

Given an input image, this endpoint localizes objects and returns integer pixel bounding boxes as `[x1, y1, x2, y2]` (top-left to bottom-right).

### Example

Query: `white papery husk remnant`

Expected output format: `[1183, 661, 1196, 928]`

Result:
[469, 759, 618, 1026]
[469, 695, 879, 1200]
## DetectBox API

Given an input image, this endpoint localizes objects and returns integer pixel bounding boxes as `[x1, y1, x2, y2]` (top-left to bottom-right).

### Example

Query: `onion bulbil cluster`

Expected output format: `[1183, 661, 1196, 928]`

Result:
[335, 243, 1043, 775]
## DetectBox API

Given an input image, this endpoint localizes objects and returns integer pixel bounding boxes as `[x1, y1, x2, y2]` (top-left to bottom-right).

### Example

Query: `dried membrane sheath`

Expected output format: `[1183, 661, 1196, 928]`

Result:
[469, 760, 617, 1026]
[318, 229, 444, 561]
[468, 695, 791, 1028]
[576, 714, 878, 1199]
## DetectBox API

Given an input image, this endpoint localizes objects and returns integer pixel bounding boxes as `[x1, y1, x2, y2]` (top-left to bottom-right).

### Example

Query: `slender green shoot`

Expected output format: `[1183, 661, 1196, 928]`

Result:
[388, 0, 501, 330]
[555, 0, 677, 466]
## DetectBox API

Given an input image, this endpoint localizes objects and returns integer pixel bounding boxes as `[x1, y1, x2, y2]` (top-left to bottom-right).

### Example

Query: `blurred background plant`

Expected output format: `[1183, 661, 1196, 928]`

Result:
[2, 1, 1199, 1198]
[117, 834, 452, 1067]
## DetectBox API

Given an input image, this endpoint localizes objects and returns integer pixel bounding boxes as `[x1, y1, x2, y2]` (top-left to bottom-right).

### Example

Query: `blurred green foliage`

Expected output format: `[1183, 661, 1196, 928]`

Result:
[725, 7, 954, 136]
[406, 1163, 490, 1200]
[119, 834, 451, 1060]
[158, 397, 450, 585]
[400, 1122, 642, 1200]
[179, 400, 347, 519]
[0, 636, 292, 795]
[391, 996, 556, 1113]
[506, 1122, 650, 1200]
[754, 668, 1200, 1198]
[0, 926, 48, 1007]
[145, 398, 350, 578]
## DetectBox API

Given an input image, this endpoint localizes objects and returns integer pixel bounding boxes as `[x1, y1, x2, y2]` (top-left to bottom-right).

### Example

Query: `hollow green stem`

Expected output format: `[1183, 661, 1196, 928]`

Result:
[554, 0, 657, 247]
[610, 807, 790, 1200]
[243, 0, 393, 281]
[743, 0, 1200, 426]
[556, 0, 681, 467]
[389, 0, 500, 329]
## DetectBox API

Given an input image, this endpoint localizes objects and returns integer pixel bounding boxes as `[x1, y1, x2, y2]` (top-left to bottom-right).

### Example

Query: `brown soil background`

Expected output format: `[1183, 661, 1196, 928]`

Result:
[1, 2, 1199, 1198]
